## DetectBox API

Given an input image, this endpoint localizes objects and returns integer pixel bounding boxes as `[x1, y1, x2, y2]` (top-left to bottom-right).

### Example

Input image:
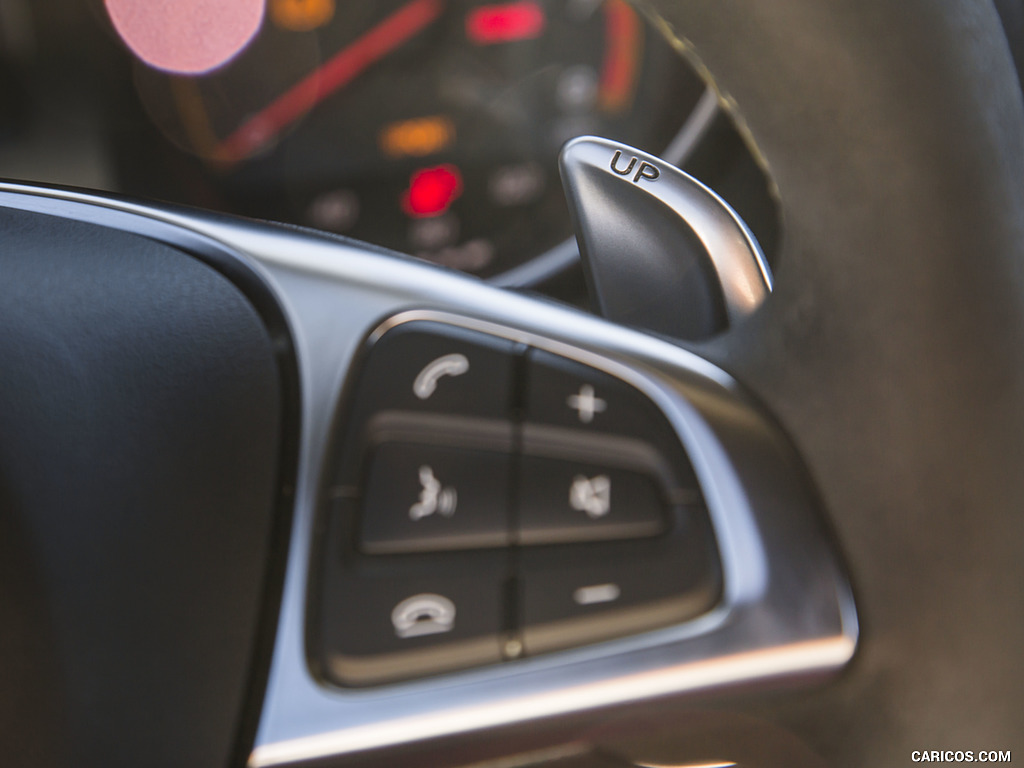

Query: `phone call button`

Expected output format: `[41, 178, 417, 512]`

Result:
[325, 554, 507, 686]
[391, 593, 456, 638]
[357, 321, 518, 420]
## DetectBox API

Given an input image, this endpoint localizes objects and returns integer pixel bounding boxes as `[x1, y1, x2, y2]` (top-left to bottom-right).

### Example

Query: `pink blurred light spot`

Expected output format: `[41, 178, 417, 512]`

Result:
[105, 0, 265, 75]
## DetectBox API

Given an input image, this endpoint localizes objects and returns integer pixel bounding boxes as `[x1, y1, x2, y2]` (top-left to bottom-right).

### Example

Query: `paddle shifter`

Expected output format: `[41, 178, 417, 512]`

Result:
[559, 136, 773, 340]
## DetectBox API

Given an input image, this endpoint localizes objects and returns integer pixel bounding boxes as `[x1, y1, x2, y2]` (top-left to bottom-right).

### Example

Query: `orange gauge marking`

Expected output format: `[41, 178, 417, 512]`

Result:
[598, 0, 642, 113]
[380, 115, 455, 158]
[271, 0, 335, 32]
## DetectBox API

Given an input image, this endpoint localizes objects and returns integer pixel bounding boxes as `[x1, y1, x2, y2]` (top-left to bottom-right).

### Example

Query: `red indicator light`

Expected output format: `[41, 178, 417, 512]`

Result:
[403, 165, 463, 217]
[599, 0, 640, 112]
[466, 1, 546, 45]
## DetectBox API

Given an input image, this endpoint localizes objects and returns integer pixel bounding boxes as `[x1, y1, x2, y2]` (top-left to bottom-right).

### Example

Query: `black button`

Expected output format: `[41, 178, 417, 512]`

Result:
[517, 454, 667, 545]
[525, 349, 647, 431]
[517, 524, 721, 657]
[358, 321, 518, 420]
[360, 442, 513, 554]
[524, 350, 700, 492]
[322, 550, 509, 686]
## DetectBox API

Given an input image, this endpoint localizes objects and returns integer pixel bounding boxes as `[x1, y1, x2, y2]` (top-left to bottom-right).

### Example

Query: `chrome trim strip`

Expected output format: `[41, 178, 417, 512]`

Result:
[251, 638, 853, 766]
[0, 182, 856, 768]
[662, 86, 720, 166]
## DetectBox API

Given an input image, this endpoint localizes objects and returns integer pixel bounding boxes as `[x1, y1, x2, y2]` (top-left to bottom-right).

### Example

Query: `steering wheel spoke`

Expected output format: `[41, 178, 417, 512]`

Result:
[0, 181, 854, 767]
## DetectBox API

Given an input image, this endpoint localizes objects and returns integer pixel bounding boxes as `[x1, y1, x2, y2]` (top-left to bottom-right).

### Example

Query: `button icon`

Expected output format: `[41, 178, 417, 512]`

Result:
[409, 465, 458, 521]
[569, 474, 611, 519]
[573, 583, 621, 606]
[566, 383, 607, 423]
[413, 353, 470, 399]
[391, 593, 456, 639]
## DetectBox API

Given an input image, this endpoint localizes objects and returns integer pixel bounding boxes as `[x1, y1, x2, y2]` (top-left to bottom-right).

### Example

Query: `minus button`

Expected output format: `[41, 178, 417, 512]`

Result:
[572, 583, 621, 605]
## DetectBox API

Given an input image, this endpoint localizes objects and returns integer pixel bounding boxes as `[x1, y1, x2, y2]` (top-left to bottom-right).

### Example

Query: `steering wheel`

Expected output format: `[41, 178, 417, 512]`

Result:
[1, 1, 1020, 766]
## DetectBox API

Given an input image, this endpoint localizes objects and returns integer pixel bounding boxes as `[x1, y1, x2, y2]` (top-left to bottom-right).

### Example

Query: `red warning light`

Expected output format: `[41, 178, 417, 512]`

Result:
[466, 1, 546, 45]
[403, 165, 463, 217]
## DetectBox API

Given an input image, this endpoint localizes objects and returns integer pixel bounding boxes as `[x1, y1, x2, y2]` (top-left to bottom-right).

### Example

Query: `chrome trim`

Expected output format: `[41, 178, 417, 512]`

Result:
[662, 86, 720, 166]
[0, 182, 856, 768]
[490, 86, 719, 288]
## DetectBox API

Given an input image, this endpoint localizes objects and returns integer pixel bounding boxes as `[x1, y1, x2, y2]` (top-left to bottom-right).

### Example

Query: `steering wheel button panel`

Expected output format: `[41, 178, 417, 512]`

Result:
[516, 454, 668, 545]
[309, 313, 729, 685]
[359, 442, 513, 554]
[313, 313, 727, 687]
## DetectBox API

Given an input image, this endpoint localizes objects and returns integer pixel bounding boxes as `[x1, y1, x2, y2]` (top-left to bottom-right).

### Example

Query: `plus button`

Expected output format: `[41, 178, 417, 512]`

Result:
[566, 384, 607, 424]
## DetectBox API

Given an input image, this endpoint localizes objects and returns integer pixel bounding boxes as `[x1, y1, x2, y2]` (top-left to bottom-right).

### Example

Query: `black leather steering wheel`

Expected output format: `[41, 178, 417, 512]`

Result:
[1, 1, 1021, 767]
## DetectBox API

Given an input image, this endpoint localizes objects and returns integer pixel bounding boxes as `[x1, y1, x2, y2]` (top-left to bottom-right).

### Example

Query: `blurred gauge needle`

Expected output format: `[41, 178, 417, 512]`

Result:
[214, 0, 445, 164]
